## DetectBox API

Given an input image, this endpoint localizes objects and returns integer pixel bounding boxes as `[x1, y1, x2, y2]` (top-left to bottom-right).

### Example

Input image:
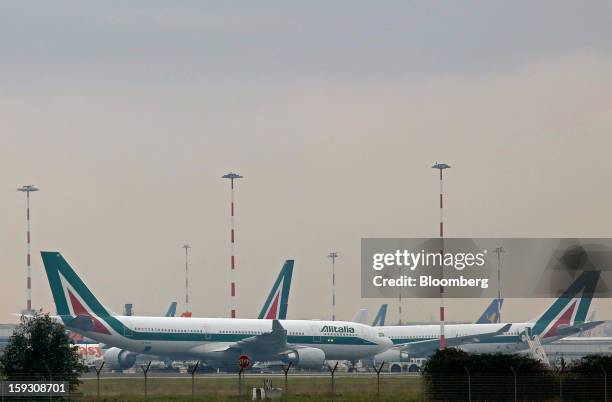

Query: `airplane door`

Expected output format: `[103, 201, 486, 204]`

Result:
[310, 325, 321, 343]
[202, 326, 212, 340]
[123, 319, 133, 337]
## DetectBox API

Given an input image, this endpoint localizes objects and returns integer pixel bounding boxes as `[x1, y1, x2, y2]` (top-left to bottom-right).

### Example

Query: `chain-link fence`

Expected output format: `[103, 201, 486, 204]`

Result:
[423, 372, 609, 401]
[0, 371, 610, 400]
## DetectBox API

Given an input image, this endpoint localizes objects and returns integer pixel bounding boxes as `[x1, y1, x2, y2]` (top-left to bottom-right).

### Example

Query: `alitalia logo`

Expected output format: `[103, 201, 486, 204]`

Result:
[321, 325, 355, 334]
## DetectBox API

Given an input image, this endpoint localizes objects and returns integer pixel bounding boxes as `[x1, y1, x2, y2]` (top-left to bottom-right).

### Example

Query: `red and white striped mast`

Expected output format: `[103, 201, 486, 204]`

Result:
[327, 252, 338, 321]
[432, 163, 450, 350]
[182, 244, 191, 316]
[222, 172, 242, 318]
[17, 184, 39, 315]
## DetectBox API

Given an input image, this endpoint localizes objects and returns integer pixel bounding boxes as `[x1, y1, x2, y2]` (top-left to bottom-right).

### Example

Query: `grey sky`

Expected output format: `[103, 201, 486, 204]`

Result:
[2, 1, 612, 324]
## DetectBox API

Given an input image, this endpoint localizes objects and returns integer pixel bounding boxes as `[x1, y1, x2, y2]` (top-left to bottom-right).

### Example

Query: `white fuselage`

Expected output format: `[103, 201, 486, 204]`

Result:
[377, 322, 563, 356]
[67, 316, 392, 362]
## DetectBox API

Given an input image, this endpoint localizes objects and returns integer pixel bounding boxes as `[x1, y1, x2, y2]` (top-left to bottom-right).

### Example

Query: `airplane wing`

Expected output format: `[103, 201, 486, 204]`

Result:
[556, 320, 605, 337]
[395, 324, 511, 356]
[209, 320, 290, 355]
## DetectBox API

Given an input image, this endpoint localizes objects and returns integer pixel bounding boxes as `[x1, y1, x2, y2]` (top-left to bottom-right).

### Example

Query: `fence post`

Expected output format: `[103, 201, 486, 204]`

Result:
[328, 361, 339, 395]
[238, 367, 244, 397]
[189, 361, 199, 401]
[419, 367, 426, 402]
[510, 366, 518, 402]
[94, 361, 105, 399]
[557, 358, 565, 402]
[141, 361, 151, 400]
[601, 364, 608, 402]
[374, 361, 385, 400]
[464, 366, 471, 402]
[283, 362, 292, 398]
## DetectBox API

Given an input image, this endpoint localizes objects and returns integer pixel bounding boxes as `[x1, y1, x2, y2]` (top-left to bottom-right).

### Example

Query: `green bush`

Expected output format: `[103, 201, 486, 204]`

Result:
[0, 313, 86, 391]
[421, 348, 556, 401]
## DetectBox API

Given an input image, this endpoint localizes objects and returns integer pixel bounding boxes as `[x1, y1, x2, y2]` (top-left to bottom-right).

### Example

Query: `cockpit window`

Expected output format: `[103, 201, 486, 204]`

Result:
[378, 332, 385, 337]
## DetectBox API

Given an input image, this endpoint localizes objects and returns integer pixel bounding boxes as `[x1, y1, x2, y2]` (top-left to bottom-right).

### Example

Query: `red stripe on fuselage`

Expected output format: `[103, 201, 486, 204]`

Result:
[67, 290, 111, 335]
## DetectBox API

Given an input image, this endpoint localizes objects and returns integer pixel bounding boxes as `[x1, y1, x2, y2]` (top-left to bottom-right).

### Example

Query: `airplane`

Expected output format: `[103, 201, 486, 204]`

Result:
[373, 270, 603, 362]
[42, 252, 391, 370]
[100, 259, 295, 370]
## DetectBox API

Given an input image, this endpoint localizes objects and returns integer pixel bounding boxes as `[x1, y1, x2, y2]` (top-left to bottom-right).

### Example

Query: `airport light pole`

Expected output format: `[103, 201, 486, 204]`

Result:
[494, 246, 505, 323]
[17, 185, 39, 314]
[398, 265, 403, 325]
[328, 252, 338, 321]
[432, 162, 450, 350]
[182, 244, 191, 314]
[222, 172, 242, 318]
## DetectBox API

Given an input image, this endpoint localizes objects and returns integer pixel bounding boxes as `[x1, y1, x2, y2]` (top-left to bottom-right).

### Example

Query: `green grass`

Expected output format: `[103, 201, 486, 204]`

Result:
[75, 376, 422, 401]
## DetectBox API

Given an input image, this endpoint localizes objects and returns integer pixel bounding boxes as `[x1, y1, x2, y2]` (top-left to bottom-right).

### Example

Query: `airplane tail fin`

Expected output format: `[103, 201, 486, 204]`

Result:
[532, 270, 600, 337]
[41, 251, 117, 334]
[371, 304, 388, 326]
[351, 309, 368, 324]
[165, 302, 177, 317]
[475, 299, 504, 324]
[258, 260, 294, 320]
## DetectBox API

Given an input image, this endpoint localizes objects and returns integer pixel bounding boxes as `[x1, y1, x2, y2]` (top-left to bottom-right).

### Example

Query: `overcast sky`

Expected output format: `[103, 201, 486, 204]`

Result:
[2, 1, 612, 324]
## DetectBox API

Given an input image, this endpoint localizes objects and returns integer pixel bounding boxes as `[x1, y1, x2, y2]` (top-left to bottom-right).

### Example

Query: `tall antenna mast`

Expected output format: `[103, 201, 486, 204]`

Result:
[328, 252, 338, 320]
[17, 184, 39, 315]
[494, 246, 505, 322]
[182, 244, 191, 314]
[222, 172, 243, 318]
[432, 162, 450, 350]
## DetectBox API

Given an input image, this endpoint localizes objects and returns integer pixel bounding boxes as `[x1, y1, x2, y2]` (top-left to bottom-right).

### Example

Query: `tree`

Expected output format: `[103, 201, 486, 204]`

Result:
[569, 354, 612, 374]
[562, 355, 612, 400]
[421, 348, 555, 401]
[0, 313, 86, 391]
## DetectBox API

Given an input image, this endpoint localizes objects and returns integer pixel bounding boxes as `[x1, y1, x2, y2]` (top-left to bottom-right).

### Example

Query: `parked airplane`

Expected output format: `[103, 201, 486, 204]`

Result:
[42, 252, 391, 369]
[101, 259, 294, 370]
[374, 270, 602, 362]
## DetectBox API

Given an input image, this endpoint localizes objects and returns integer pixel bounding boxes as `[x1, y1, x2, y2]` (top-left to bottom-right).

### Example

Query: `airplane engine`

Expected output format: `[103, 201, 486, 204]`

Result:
[103, 347, 137, 370]
[373, 349, 410, 365]
[284, 347, 325, 369]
